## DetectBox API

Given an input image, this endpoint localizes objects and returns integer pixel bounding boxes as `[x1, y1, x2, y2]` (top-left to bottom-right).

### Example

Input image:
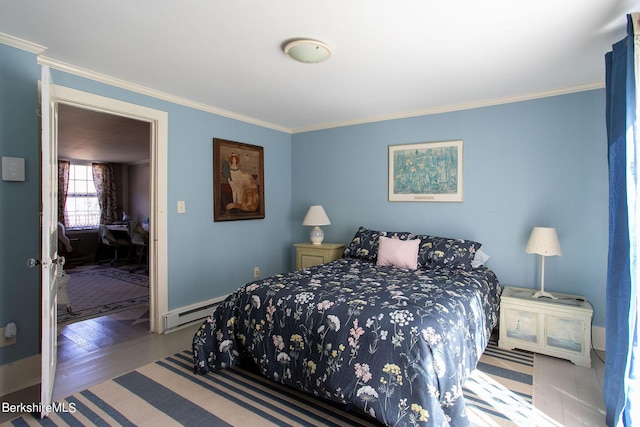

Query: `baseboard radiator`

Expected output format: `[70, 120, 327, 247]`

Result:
[163, 295, 227, 331]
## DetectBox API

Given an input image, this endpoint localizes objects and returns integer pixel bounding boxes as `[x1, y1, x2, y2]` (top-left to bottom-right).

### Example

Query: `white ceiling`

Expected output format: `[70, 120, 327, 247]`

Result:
[0, 1, 636, 134]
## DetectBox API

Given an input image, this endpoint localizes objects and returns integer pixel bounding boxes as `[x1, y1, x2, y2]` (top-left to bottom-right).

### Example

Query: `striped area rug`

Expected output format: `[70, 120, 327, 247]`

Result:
[4, 341, 535, 427]
[465, 341, 535, 426]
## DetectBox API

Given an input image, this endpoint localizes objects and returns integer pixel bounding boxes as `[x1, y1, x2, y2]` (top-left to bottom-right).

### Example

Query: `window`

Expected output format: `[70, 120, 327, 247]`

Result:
[65, 164, 100, 228]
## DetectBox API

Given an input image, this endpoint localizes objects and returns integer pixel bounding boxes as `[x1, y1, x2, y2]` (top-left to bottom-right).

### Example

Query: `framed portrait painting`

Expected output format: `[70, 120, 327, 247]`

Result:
[388, 140, 463, 202]
[213, 138, 265, 221]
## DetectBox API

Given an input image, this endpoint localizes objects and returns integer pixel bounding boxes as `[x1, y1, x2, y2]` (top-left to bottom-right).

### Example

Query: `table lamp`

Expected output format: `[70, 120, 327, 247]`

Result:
[302, 205, 331, 244]
[526, 226, 563, 299]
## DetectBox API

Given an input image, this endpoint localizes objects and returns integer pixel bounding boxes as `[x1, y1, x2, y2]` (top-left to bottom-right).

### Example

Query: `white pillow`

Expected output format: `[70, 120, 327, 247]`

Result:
[376, 236, 420, 270]
[471, 247, 490, 268]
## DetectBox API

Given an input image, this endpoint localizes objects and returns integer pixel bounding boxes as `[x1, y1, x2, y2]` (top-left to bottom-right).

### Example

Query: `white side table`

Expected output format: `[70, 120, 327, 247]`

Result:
[498, 286, 593, 367]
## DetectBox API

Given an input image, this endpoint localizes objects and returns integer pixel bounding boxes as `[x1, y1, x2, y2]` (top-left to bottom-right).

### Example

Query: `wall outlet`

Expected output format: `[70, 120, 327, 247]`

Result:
[253, 266, 261, 278]
[0, 327, 16, 348]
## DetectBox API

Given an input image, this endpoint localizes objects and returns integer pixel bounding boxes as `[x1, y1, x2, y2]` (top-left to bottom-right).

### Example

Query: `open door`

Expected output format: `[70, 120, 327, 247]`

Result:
[39, 65, 59, 418]
[47, 84, 169, 333]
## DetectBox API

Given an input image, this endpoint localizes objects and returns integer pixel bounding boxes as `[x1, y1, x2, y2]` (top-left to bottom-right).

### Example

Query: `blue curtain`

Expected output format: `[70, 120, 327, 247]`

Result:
[604, 13, 639, 427]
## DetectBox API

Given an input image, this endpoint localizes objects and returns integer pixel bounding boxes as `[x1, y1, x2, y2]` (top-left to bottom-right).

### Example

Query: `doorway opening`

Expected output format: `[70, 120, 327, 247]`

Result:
[57, 103, 152, 353]
[49, 84, 169, 337]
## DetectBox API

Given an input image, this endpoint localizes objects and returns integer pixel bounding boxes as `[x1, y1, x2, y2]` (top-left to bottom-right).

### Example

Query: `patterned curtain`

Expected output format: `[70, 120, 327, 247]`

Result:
[92, 163, 118, 224]
[57, 160, 70, 225]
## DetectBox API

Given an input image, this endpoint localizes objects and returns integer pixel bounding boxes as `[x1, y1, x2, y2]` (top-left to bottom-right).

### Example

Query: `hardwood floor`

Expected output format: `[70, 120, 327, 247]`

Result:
[54, 306, 199, 400]
[0, 315, 608, 426]
[57, 305, 152, 363]
[0, 308, 199, 424]
[534, 349, 607, 426]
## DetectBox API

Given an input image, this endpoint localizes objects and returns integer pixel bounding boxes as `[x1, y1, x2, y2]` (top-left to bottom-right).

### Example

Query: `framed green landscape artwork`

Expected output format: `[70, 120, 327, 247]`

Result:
[388, 140, 463, 202]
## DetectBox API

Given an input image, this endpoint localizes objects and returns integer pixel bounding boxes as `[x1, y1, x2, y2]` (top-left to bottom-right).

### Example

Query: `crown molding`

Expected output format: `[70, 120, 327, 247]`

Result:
[29, 52, 605, 136]
[36, 56, 292, 134]
[0, 32, 46, 54]
[291, 81, 605, 134]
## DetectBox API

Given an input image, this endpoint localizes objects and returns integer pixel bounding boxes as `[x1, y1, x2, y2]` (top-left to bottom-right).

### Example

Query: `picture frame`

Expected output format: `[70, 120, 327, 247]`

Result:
[388, 140, 463, 202]
[213, 138, 265, 221]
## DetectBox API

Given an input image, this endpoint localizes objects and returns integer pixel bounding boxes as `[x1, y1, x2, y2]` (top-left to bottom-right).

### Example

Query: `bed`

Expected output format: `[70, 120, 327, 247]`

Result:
[193, 227, 501, 426]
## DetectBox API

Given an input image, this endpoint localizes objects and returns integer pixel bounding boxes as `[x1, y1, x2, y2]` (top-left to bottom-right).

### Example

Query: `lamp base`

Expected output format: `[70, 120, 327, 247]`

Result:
[532, 290, 557, 299]
[309, 226, 324, 245]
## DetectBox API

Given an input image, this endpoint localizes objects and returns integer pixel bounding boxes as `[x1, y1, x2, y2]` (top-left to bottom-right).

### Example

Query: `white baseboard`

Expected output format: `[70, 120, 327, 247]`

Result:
[0, 354, 40, 398]
[163, 294, 229, 333]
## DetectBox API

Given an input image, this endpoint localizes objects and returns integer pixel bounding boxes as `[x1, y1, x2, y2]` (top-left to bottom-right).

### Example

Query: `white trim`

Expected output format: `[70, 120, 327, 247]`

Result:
[163, 294, 230, 332]
[0, 354, 41, 397]
[37, 56, 291, 134]
[48, 84, 169, 334]
[592, 325, 605, 352]
[0, 32, 46, 54]
[291, 81, 606, 133]
[151, 109, 169, 334]
[164, 295, 227, 320]
[34, 55, 604, 136]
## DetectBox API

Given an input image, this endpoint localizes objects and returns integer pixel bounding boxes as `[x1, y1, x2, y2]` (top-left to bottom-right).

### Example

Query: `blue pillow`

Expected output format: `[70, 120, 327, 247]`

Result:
[343, 227, 413, 261]
[415, 235, 481, 270]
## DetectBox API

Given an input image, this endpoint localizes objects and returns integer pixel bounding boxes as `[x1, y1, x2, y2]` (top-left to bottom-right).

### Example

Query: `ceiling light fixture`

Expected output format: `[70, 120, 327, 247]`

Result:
[284, 39, 332, 64]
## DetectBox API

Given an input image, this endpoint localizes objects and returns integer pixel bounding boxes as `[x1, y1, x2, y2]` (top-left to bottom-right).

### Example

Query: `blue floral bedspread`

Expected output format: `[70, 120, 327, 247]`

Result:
[193, 258, 501, 426]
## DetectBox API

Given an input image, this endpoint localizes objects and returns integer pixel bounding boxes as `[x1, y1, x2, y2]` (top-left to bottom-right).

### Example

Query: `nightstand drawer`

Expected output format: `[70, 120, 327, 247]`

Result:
[545, 315, 586, 354]
[294, 243, 345, 270]
[503, 308, 540, 345]
[299, 254, 325, 269]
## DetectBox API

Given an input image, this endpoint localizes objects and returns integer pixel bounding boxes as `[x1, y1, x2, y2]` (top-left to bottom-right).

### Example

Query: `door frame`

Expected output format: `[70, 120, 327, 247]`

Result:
[52, 84, 169, 333]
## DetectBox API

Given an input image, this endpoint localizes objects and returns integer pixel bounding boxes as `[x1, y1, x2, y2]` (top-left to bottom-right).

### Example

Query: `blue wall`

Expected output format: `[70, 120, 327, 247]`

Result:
[0, 44, 42, 364]
[0, 44, 293, 365]
[45, 74, 295, 310]
[292, 90, 609, 327]
[0, 41, 609, 369]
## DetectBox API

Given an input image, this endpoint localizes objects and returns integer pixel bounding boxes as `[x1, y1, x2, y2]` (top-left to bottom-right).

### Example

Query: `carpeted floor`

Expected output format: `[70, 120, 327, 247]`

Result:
[3, 341, 543, 427]
[57, 265, 149, 325]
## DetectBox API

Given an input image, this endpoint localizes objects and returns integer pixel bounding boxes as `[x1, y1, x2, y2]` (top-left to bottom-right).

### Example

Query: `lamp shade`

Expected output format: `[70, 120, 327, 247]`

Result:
[525, 227, 563, 256]
[302, 205, 331, 226]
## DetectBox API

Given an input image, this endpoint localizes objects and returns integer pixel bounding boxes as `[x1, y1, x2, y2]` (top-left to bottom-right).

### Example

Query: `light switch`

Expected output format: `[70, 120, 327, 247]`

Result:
[177, 201, 186, 214]
[2, 157, 25, 181]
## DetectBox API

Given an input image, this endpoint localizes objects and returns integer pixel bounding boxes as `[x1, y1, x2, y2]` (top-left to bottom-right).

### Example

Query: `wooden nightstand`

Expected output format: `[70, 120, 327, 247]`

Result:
[498, 286, 593, 367]
[294, 243, 345, 270]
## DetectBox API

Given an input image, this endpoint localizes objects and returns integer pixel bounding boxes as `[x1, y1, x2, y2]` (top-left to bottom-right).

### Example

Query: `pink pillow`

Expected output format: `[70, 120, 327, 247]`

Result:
[376, 236, 420, 270]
